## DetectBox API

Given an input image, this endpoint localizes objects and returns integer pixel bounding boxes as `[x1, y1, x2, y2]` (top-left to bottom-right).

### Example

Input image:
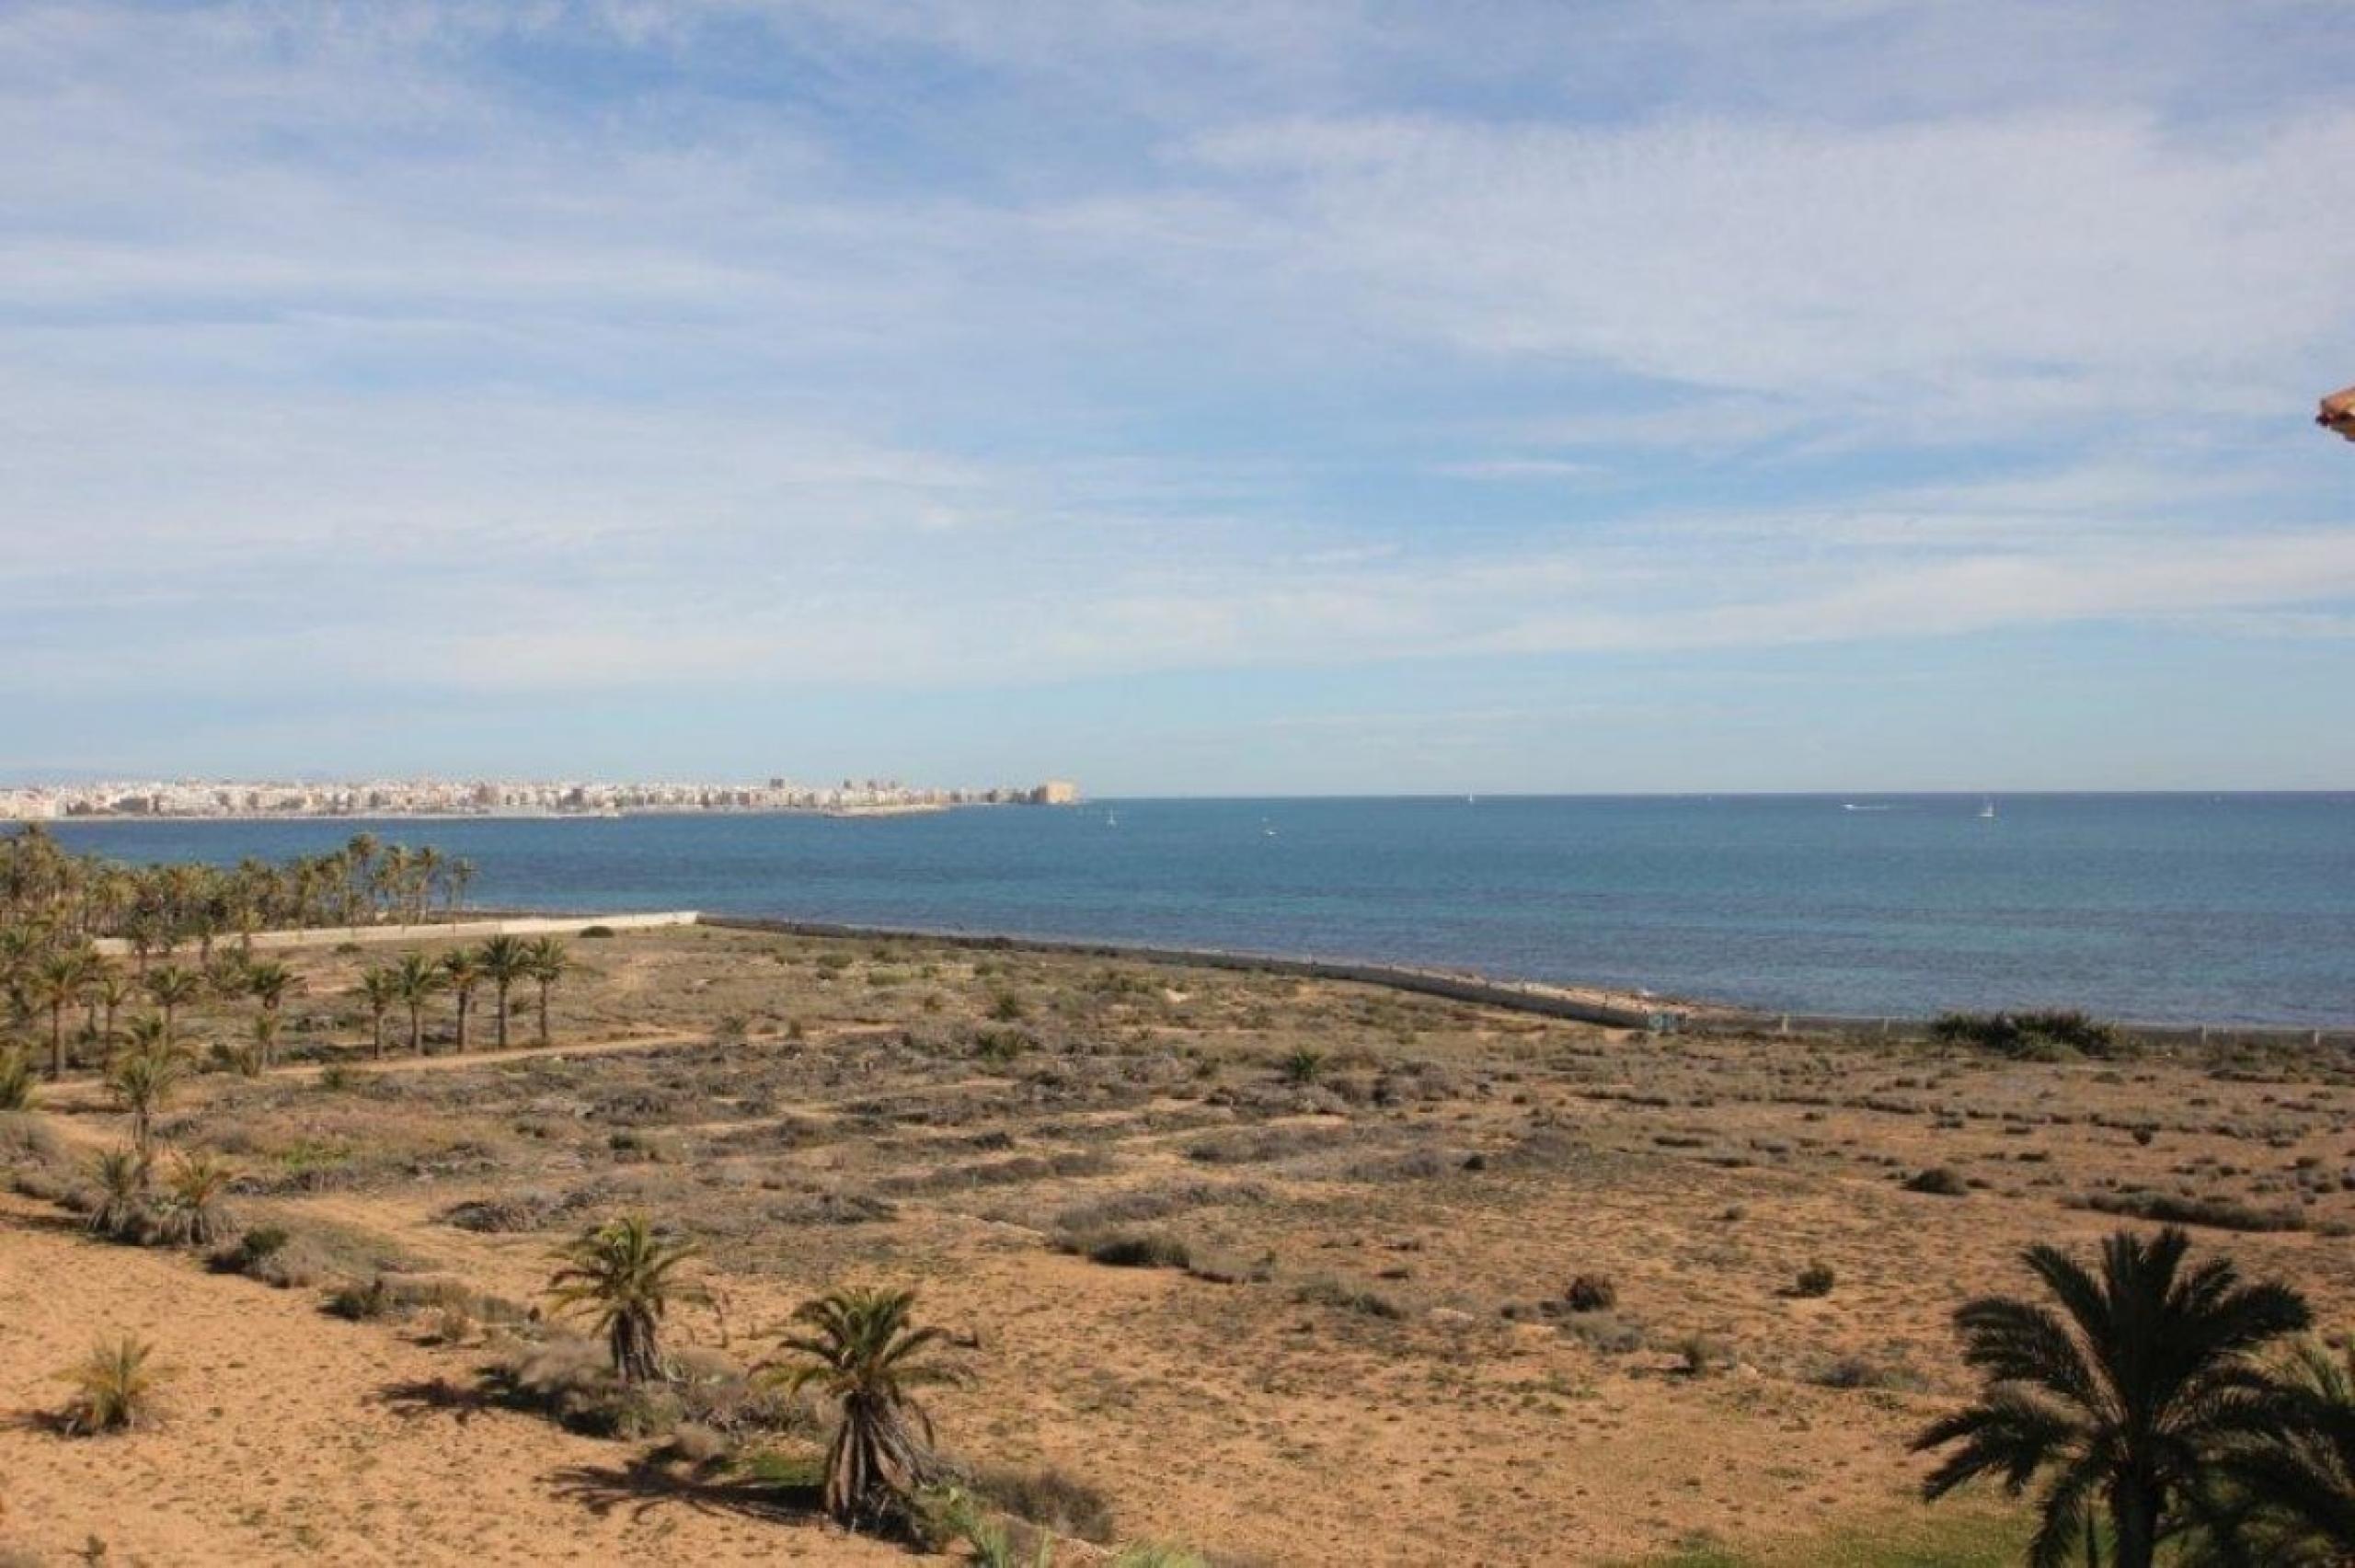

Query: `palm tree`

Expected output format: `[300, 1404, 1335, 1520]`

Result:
[107, 1019, 187, 1174]
[79, 954, 112, 1038]
[412, 847, 444, 924]
[144, 965, 203, 1050]
[244, 959, 298, 1070]
[523, 936, 569, 1047]
[203, 948, 250, 1001]
[92, 967, 134, 1052]
[447, 858, 477, 916]
[344, 833, 380, 923]
[59, 1334, 164, 1434]
[1913, 1226, 2311, 1568]
[358, 965, 399, 1059]
[30, 952, 89, 1079]
[0, 1042, 37, 1111]
[546, 1214, 703, 1383]
[155, 1149, 238, 1246]
[760, 1287, 960, 1532]
[477, 936, 529, 1050]
[87, 1145, 148, 1238]
[391, 953, 445, 1056]
[374, 844, 412, 925]
[440, 947, 483, 1051]
[2192, 1340, 2355, 1566]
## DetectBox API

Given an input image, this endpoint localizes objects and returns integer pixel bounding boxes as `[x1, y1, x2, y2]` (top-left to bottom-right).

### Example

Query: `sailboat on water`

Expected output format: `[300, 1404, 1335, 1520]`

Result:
[1979, 798, 1998, 820]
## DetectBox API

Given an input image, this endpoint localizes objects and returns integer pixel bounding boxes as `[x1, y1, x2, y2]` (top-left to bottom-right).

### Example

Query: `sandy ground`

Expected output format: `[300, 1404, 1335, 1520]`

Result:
[0, 1191, 914, 1566]
[3, 926, 2348, 1566]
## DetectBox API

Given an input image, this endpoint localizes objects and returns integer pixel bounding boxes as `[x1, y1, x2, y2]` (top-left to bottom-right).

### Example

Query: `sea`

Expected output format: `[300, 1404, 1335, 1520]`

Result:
[38, 794, 2355, 1026]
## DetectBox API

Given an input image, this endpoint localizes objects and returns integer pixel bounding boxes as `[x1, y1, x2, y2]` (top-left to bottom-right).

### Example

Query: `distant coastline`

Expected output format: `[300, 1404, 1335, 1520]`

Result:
[27, 802, 971, 824]
[1, 774, 1081, 822]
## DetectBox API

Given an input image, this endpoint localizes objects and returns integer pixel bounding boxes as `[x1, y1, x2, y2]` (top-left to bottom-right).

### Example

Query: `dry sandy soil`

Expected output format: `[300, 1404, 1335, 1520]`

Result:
[4, 924, 2351, 1566]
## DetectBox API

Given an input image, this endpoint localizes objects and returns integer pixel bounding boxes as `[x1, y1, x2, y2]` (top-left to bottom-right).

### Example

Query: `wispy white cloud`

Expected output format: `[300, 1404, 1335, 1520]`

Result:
[1, 0, 2351, 785]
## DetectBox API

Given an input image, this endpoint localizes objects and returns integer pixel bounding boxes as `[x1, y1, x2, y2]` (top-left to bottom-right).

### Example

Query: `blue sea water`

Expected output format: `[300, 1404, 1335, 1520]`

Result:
[40, 795, 2355, 1025]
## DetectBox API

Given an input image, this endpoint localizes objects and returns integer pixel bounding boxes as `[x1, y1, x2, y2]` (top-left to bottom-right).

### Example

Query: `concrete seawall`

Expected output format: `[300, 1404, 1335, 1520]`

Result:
[693, 914, 1671, 1030]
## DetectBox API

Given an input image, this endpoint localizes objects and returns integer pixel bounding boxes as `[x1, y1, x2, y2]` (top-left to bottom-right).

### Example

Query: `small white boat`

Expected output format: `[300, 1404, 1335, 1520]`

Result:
[1979, 798, 1997, 819]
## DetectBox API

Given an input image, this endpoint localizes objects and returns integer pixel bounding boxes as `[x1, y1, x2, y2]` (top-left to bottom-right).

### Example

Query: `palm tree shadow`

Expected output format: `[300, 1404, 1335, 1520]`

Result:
[1, 1207, 95, 1239]
[380, 1376, 497, 1425]
[549, 1455, 823, 1527]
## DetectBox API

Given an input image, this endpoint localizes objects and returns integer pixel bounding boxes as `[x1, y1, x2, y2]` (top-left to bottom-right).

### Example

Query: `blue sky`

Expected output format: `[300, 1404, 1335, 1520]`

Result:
[5, 1, 2353, 794]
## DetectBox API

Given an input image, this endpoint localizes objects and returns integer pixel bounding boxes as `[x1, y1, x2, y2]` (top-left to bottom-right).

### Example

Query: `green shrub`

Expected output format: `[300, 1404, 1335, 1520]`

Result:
[1806, 1353, 1925, 1391]
[1069, 1230, 1191, 1270]
[1557, 1311, 1646, 1355]
[970, 1464, 1118, 1544]
[972, 1027, 1034, 1065]
[2074, 1189, 2304, 1232]
[1676, 1332, 1729, 1375]
[1292, 1275, 1406, 1319]
[1930, 1009, 2117, 1059]
[0, 1047, 36, 1112]
[1564, 1274, 1617, 1312]
[579, 925, 616, 939]
[1279, 1047, 1326, 1085]
[1792, 1261, 1837, 1298]
[488, 1335, 684, 1437]
[327, 1276, 392, 1321]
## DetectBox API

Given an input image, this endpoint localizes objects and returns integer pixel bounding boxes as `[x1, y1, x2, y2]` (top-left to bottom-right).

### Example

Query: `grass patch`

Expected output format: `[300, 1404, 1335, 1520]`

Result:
[1616, 1506, 2029, 1566]
[2073, 1189, 2304, 1232]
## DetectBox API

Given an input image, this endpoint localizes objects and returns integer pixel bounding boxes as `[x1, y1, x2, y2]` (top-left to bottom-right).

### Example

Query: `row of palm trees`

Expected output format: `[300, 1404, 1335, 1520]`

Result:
[5, 946, 300, 1078]
[355, 935, 570, 1059]
[4, 933, 568, 1076]
[1, 825, 477, 960]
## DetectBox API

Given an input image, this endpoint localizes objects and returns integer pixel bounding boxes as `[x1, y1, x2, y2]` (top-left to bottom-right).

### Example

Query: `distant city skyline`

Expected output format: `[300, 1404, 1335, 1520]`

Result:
[0, 773, 1080, 819]
[5, 3, 2352, 794]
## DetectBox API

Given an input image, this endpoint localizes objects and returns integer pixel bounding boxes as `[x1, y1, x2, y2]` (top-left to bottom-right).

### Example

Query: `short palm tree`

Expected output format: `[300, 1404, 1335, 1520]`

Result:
[0, 1041, 36, 1110]
[760, 1287, 959, 1532]
[244, 960, 298, 1069]
[2192, 1339, 2355, 1566]
[107, 1020, 186, 1172]
[440, 948, 483, 1052]
[58, 1333, 165, 1435]
[93, 967, 135, 1049]
[477, 935, 529, 1050]
[546, 1214, 704, 1383]
[523, 936, 569, 1047]
[87, 1144, 149, 1239]
[1913, 1226, 2312, 1568]
[358, 965, 399, 1059]
[392, 953, 445, 1056]
[144, 965, 203, 1050]
[155, 1149, 238, 1247]
[203, 948, 250, 1001]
